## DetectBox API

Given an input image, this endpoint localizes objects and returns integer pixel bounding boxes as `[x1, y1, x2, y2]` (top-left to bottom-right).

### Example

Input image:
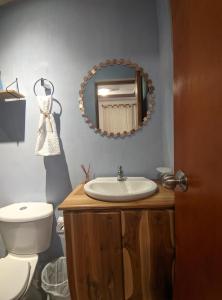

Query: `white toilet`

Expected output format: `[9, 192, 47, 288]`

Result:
[0, 202, 53, 300]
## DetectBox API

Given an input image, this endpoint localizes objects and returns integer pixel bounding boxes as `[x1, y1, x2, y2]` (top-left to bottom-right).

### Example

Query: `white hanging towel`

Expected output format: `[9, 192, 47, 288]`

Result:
[35, 95, 61, 156]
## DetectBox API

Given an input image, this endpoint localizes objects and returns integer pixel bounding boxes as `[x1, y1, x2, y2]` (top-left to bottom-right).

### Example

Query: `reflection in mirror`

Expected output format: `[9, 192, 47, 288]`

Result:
[79, 59, 155, 137]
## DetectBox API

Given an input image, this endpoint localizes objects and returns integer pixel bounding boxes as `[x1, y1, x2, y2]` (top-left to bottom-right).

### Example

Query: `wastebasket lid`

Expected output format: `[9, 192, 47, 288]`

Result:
[0, 256, 30, 299]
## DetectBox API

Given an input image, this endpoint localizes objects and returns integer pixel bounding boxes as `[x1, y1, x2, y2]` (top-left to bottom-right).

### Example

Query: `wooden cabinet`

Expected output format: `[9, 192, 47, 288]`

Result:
[121, 210, 174, 300]
[59, 185, 175, 300]
[64, 211, 124, 300]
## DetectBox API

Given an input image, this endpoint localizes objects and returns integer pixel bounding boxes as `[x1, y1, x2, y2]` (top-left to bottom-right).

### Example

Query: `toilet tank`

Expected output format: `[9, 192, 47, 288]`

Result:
[0, 202, 53, 255]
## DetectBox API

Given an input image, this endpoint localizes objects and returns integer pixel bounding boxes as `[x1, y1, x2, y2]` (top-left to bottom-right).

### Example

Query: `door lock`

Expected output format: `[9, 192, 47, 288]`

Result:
[161, 170, 188, 191]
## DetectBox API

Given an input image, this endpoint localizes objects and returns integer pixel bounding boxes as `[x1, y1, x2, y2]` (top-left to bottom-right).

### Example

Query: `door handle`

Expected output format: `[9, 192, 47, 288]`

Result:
[161, 170, 188, 191]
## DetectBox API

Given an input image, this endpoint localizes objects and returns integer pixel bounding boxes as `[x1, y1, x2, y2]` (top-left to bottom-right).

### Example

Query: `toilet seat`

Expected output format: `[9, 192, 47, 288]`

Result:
[0, 255, 30, 300]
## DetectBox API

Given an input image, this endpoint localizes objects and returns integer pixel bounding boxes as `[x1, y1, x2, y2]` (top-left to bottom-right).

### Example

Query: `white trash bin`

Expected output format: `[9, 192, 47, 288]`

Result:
[41, 257, 71, 300]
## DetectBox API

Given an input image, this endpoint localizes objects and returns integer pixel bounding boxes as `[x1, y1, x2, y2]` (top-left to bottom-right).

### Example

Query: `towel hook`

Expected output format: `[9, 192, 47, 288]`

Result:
[33, 78, 54, 96]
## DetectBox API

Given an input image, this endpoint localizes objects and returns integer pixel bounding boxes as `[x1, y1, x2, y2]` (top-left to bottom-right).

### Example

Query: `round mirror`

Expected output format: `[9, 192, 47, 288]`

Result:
[79, 59, 155, 137]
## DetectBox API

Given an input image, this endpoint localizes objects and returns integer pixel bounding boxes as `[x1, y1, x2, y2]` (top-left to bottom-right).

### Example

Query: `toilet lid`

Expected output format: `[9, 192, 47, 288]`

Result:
[0, 256, 30, 300]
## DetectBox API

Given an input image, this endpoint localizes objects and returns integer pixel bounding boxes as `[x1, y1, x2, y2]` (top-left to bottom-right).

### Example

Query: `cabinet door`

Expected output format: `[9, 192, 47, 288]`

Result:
[121, 210, 175, 300]
[64, 211, 124, 300]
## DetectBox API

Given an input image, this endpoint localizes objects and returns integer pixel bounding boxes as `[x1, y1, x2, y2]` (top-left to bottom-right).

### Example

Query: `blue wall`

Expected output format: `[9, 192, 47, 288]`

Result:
[0, 0, 173, 264]
[156, 0, 174, 169]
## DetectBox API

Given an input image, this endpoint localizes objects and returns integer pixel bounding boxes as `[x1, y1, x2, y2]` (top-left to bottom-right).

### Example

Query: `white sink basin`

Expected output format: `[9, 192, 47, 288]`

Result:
[84, 177, 158, 202]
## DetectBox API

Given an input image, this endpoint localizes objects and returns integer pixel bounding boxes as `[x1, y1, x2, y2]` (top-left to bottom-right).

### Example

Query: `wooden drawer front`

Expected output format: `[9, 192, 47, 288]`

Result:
[64, 211, 124, 300]
[121, 210, 175, 300]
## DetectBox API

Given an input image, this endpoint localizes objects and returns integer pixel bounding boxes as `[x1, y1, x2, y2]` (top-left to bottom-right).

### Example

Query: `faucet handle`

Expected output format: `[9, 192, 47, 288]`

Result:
[118, 165, 123, 173]
[117, 165, 126, 181]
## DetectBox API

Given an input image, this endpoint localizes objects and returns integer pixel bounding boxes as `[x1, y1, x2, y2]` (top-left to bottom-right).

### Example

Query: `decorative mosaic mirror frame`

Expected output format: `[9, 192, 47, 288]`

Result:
[79, 59, 155, 137]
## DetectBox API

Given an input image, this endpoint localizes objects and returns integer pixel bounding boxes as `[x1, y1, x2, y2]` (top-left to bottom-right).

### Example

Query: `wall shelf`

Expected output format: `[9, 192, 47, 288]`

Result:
[0, 78, 25, 101]
[0, 90, 25, 101]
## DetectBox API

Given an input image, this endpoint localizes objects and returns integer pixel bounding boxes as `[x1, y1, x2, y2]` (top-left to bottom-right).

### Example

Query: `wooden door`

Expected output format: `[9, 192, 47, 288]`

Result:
[64, 211, 124, 300]
[121, 210, 175, 300]
[171, 1, 222, 299]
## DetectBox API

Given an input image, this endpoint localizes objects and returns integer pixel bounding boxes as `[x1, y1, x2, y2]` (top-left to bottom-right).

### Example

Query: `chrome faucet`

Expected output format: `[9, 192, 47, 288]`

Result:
[117, 165, 126, 181]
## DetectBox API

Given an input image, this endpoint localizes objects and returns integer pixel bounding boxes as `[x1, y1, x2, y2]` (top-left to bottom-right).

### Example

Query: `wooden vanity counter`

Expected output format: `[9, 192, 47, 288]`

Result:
[58, 183, 174, 211]
[59, 183, 175, 300]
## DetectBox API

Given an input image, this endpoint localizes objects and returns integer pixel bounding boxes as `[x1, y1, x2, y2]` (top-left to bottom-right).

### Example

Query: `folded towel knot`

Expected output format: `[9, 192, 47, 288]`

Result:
[40, 109, 50, 117]
[40, 109, 53, 132]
